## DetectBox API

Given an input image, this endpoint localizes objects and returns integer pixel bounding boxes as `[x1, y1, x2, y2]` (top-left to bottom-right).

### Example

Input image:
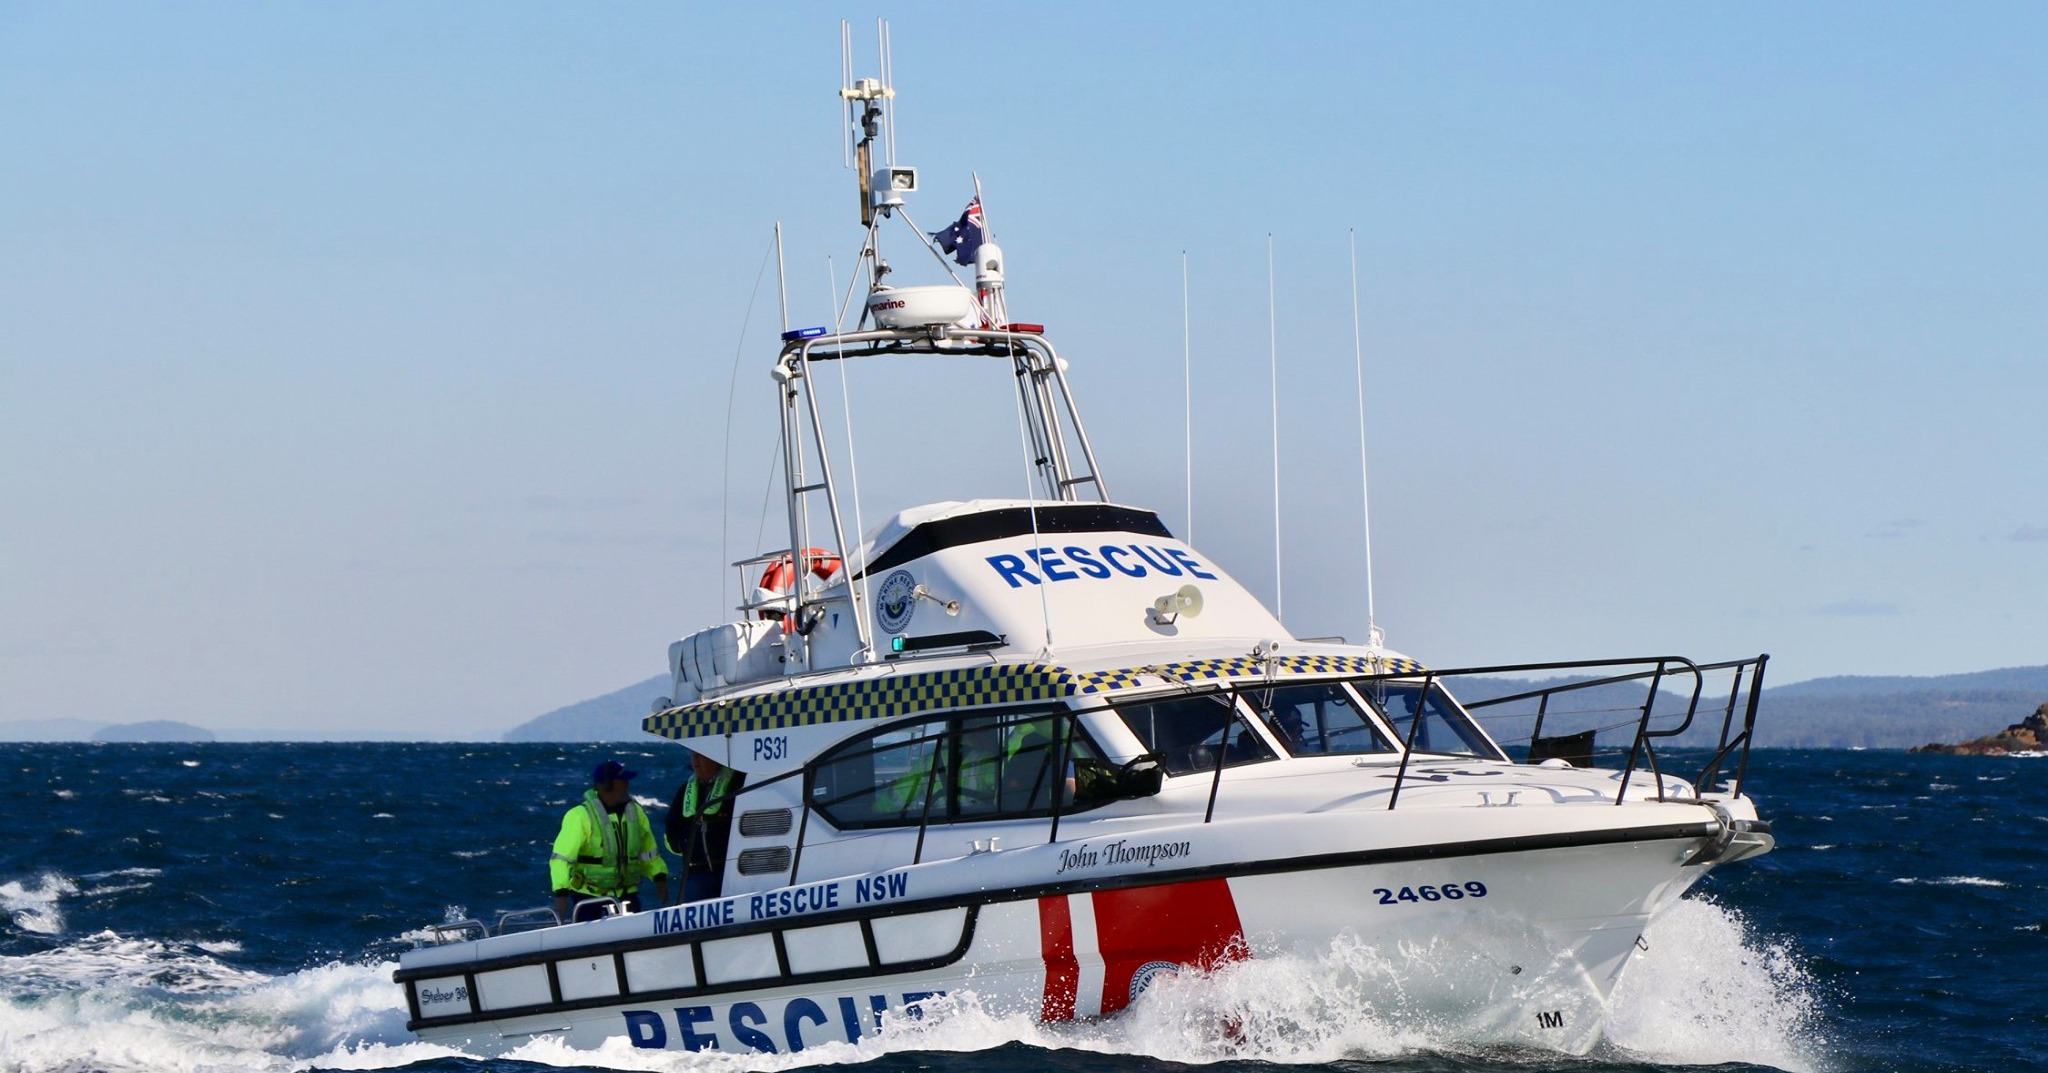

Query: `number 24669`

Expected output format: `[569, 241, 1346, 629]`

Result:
[1374, 881, 1488, 905]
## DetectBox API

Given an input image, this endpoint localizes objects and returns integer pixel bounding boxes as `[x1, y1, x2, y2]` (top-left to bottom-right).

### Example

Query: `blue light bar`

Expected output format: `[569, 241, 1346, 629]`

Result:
[780, 326, 828, 341]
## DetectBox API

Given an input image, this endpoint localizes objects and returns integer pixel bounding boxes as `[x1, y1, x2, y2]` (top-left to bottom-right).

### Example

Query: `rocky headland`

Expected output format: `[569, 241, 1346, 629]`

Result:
[1910, 703, 2048, 755]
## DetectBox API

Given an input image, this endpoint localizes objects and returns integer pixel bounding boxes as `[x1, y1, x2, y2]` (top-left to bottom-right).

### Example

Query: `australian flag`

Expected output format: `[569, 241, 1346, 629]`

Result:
[931, 196, 985, 266]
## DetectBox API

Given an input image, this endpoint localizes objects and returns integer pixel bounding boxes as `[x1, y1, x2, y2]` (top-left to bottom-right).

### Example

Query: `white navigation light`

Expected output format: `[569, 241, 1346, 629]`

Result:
[870, 165, 916, 208]
[974, 241, 1004, 284]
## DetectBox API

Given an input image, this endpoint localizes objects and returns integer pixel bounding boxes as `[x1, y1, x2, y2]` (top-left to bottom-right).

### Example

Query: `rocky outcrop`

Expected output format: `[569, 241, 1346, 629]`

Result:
[1910, 703, 2048, 755]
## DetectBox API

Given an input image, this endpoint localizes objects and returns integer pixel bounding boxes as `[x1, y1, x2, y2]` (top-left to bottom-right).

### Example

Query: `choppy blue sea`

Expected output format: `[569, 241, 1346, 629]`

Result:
[0, 743, 2038, 1073]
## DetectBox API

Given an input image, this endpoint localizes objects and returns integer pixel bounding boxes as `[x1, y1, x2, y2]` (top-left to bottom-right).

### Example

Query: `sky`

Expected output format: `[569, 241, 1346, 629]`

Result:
[4, 4, 2045, 739]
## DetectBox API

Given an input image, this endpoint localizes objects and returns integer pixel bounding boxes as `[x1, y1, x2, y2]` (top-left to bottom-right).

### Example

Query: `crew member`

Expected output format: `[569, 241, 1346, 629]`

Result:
[1004, 716, 1116, 807]
[1002, 716, 1062, 808]
[666, 751, 745, 903]
[879, 725, 1000, 816]
[551, 759, 670, 923]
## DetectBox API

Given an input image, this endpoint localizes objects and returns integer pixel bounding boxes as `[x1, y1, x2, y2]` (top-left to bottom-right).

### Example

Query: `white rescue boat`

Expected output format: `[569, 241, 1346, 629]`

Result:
[396, 28, 1774, 1058]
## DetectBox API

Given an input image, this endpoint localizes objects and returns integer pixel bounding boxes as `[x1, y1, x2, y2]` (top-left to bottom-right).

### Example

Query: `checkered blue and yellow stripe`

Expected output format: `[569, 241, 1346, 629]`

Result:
[643, 653, 1430, 739]
[1067, 654, 1425, 694]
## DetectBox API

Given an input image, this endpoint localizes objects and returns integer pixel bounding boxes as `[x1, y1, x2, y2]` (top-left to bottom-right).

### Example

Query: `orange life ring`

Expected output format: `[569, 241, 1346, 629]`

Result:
[756, 548, 843, 620]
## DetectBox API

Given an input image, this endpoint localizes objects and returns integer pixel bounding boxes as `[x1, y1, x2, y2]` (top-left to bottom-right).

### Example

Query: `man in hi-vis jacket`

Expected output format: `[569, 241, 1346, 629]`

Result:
[551, 760, 670, 922]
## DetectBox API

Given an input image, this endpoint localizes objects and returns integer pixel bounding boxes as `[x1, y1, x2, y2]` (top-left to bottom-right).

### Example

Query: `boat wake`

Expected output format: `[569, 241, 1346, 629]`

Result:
[0, 931, 433, 1073]
[1604, 896, 1827, 1072]
[0, 896, 1824, 1073]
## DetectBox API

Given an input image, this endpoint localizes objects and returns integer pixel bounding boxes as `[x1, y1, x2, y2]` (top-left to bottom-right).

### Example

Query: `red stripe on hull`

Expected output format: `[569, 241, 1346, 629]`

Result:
[1091, 877, 1246, 1015]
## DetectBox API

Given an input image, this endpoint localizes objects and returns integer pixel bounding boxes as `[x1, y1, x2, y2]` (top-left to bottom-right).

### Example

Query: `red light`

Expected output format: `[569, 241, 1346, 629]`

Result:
[1002, 323, 1045, 334]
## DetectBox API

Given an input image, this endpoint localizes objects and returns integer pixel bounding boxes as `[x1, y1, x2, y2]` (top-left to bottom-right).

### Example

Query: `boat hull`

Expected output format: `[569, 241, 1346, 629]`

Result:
[403, 824, 1732, 1056]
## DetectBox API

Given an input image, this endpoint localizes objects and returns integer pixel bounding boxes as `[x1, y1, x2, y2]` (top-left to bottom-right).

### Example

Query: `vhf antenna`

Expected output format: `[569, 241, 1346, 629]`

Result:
[841, 19, 901, 230]
[840, 19, 915, 298]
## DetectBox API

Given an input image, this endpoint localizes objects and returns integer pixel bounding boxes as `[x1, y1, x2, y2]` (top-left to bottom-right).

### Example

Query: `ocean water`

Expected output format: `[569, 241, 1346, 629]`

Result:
[0, 743, 2037, 1073]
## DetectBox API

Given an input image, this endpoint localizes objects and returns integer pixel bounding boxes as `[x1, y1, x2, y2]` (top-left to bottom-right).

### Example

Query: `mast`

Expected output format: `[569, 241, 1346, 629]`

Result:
[760, 21, 1121, 670]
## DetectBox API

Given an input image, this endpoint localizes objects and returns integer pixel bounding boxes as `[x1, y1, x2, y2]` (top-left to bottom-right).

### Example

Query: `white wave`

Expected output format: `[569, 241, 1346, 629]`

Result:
[81, 881, 156, 898]
[0, 932, 270, 996]
[294, 1039, 472, 1070]
[1084, 937, 1444, 1064]
[1892, 875, 2007, 888]
[1, 873, 78, 935]
[506, 1030, 890, 1071]
[385, 906, 487, 947]
[1604, 897, 1825, 1071]
[0, 932, 419, 1073]
[80, 868, 164, 881]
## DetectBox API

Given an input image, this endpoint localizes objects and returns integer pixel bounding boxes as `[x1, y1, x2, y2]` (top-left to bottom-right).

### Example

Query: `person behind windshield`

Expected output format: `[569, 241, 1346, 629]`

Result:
[550, 760, 670, 923]
[877, 727, 999, 816]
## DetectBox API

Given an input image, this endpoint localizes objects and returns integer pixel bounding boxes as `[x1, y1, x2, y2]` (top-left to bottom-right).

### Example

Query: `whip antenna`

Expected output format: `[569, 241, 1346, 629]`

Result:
[840, 19, 898, 231]
[1182, 250, 1194, 544]
[878, 19, 897, 163]
[1267, 234, 1283, 621]
[1349, 229, 1382, 647]
[839, 23, 854, 168]
[774, 222, 789, 332]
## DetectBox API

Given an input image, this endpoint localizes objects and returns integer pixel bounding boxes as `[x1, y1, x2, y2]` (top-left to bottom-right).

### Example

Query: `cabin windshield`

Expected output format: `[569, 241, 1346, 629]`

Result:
[1360, 680, 1505, 760]
[806, 707, 1116, 828]
[1242, 682, 1398, 757]
[1114, 693, 1276, 776]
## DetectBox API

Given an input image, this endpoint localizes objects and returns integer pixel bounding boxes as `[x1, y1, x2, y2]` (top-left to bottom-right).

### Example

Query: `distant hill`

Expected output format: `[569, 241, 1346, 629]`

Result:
[0, 718, 446, 743]
[93, 720, 217, 743]
[1769, 665, 2048, 697]
[499, 664, 2048, 750]
[1757, 689, 2048, 749]
[503, 675, 670, 742]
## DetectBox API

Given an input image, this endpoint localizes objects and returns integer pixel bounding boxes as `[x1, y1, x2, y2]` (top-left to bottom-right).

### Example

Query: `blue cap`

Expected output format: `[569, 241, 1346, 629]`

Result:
[592, 760, 638, 785]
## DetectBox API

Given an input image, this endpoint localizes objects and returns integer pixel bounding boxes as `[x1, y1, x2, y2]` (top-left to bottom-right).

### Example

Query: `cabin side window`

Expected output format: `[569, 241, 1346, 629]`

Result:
[1362, 681, 1506, 760]
[1114, 693, 1275, 776]
[806, 707, 1116, 829]
[1244, 682, 1397, 757]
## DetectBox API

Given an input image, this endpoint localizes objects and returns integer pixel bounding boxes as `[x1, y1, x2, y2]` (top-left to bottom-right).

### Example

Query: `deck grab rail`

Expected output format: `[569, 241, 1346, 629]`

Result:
[416, 652, 1768, 944]
[1446, 653, 1770, 805]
